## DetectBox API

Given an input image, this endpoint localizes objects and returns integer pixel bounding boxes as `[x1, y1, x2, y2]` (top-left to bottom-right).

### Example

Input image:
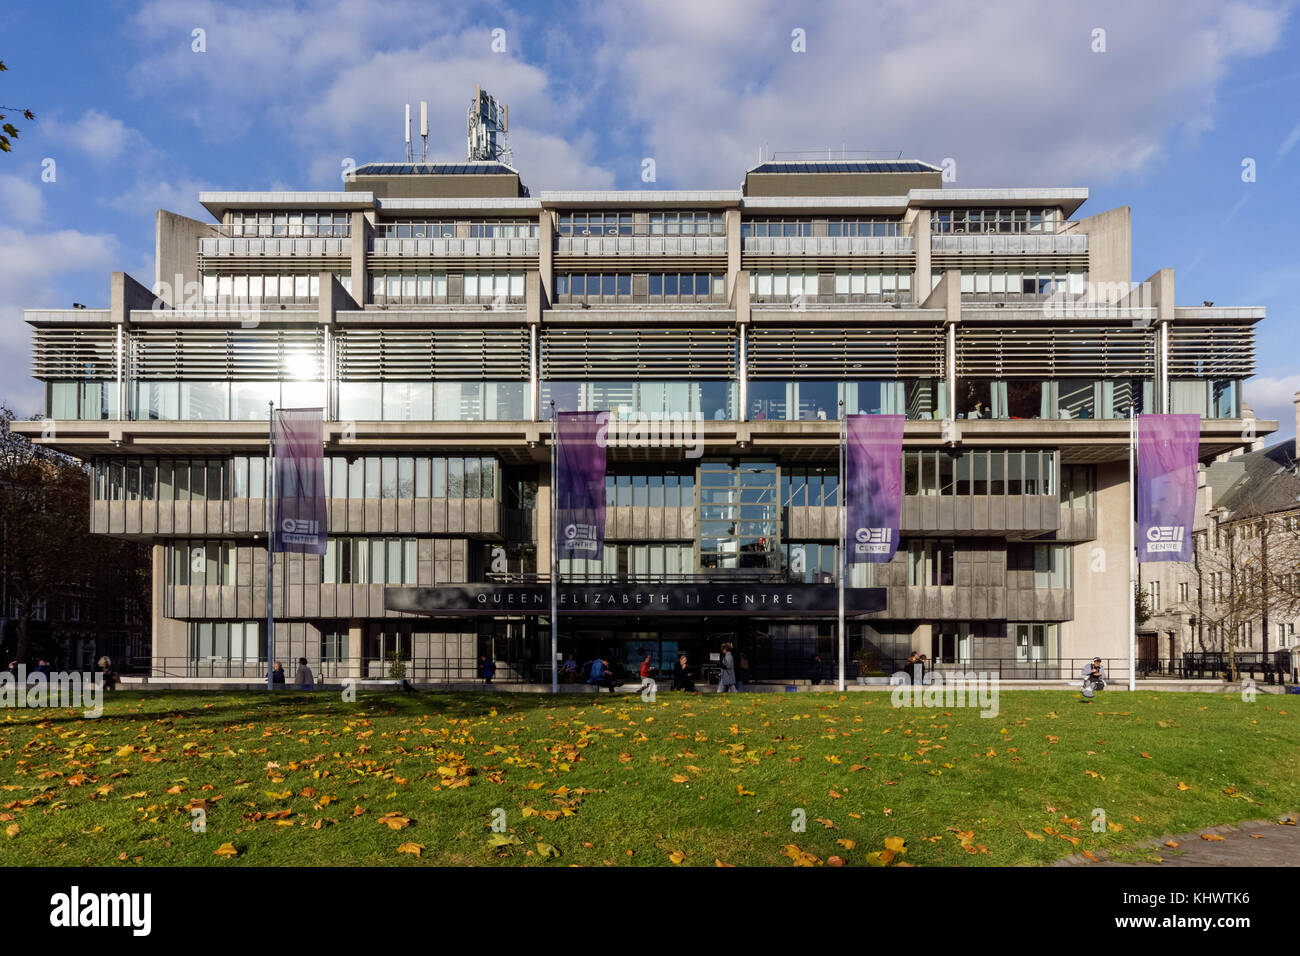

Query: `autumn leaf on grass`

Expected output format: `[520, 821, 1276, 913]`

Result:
[536, 842, 560, 858]
[352, 805, 366, 817]
[736, 785, 754, 797]
[1200, 833, 1225, 842]
[5, 824, 18, 839]
[670, 774, 690, 784]
[782, 844, 822, 867]
[1164, 840, 1180, 848]
[714, 859, 735, 867]
[486, 833, 521, 848]
[1019, 822, 1045, 841]
[1177, 782, 1191, 791]
[397, 843, 424, 857]
[1082, 850, 1099, 862]
[836, 838, 856, 850]
[668, 850, 687, 865]
[378, 812, 411, 830]
[213, 843, 239, 858]
[827, 856, 846, 867]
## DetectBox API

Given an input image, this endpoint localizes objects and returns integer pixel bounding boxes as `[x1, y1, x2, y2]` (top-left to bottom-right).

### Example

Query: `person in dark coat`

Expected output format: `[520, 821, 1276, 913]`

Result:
[480, 655, 496, 684]
[271, 661, 286, 688]
[672, 653, 695, 692]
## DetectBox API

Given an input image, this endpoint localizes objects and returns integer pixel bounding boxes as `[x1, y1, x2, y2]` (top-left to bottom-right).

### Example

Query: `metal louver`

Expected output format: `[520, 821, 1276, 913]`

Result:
[956, 327, 1154, 377]
[747, 327, 944, 379]
[541, 327, 736, 379]
[131, 328, 325, 380]
[32, 328, 117, 379]
[335, 328, 529, 381]
[1166, 325, 1255, 377]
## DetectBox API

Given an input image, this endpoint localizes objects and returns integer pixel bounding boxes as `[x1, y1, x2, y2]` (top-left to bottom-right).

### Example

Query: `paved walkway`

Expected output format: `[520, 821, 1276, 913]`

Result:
[1056, 815, 1300, 866]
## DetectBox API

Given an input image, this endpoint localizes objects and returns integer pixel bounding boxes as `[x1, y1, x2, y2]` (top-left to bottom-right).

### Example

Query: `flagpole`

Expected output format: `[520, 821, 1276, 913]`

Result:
[1128, 407, 1136, 692]
[837, 401, 846, 692]
[266, 401, 276, 691]
[550, 401, 558, 694]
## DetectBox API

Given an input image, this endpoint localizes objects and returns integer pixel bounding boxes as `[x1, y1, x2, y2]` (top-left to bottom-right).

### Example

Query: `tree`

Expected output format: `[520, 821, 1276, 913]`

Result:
[0, 61, 37, 153]
[0, 408, 149, 666]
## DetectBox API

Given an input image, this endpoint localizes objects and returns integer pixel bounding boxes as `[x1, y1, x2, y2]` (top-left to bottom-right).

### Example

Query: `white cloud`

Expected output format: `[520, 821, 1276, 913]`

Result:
[104, 176, 210, 221]
[0, 173, 46, 224]
[41, 109, 144, 162]
[1244, 375, 1300, 440]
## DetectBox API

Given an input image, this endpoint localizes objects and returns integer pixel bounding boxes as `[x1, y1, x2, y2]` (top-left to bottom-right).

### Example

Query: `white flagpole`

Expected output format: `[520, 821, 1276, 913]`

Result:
[838, 401, 846, 692]
[1129, 408, 1137, 692]
[267, 401, 276, 691]
[550, 402, 558, 694]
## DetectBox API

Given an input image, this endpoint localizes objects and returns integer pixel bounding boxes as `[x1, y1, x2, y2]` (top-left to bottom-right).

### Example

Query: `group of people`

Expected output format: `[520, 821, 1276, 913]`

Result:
[903, 651, 931, 684]
[541, 646, 741, 694]
[6, 657, 120, 690]
[270, 658, 315, 690]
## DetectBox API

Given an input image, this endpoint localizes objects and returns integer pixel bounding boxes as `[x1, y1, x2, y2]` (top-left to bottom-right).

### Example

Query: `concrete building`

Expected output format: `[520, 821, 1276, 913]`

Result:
[14, 157, 1273, 684]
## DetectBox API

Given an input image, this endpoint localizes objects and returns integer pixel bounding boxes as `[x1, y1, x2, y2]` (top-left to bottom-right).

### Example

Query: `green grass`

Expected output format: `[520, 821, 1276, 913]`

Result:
[1, 689, 1296, 866]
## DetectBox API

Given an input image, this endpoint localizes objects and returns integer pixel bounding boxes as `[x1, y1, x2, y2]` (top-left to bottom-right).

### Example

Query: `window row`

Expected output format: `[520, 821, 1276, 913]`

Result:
[189, 621, 264, 662]
[553, 272, 725, 302]
[338, 381, 527, 422]
[605, 471, 698, 508]
[93, 455, 498, 502]
[369, 270, 525, 303]
[954, 379, 1154, 421]
[168, 540, 237, 586]
[201, 273, 353, 302]
[323, 538, 419, 584]
[747, 380, 944, 421]
[904, 450, 1058, 497]
[222, 211, 351, 237]
[930, 208, 1061, 234]
[946, 269, 1084, 297]
[558, 543, 696, 579]
[133, 381, 325, 422]
[541, 381, 735, 420]
[557, 212, 724, 236]
[373, 219, 538, 239]
[742, 218, 902, 238]
[750, 270, 914, 299]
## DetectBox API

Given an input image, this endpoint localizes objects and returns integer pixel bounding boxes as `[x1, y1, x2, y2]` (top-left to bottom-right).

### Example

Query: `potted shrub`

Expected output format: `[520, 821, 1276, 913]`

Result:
[852, 648, 882, 685]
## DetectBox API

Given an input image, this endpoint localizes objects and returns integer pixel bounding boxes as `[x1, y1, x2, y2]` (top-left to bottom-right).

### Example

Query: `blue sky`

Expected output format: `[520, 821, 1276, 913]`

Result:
[1, 0, 1297, 437]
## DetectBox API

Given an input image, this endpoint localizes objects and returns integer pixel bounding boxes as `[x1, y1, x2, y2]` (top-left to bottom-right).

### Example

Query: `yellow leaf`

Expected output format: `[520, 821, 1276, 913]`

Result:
[836, 838, 856, 850]
[1200, 833, 1225, 842]
[883, 836, 907, 855]
[214, 843, 239, 857]
[1177, 781, 1191, 791]
[1164, 840, 1179, 848]
[736, 785, 754, 796]
[536, 842, 560, 858]
[5, 823, 18, 839]
[714, 859, 735, 867]
[397, 843, 424, 857]
[670, 774, 690, 784]
[668, 850, 686, 865]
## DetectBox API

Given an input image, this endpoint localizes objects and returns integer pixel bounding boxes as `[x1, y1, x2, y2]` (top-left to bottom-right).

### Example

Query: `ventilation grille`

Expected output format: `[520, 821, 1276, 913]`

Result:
[747, 327, 944, 379]
[335, 328, 529, 381]
[541, 328, 736, 380]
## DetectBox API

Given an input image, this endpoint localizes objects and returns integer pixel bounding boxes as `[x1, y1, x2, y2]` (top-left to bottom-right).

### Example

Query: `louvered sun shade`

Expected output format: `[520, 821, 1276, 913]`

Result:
[747, 327, 944, 379]
[541, 327, 736, 379]
[1166, 325, 1255, 377]
[131, 328, 325, 380]
[33, 328, 117, 379]
[335, 328, 530, 381]
[956, 327, 1155, 377]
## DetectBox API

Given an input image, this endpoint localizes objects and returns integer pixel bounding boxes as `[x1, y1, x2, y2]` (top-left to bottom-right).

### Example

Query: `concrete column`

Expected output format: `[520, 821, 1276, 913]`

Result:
[733, 267, 750, 420]
[347, 619, 363, 679]
[725, 207, 743, 302]
[155, 211, 218, 306]
[910, 210, 931, 298]
[1144, 268, 1174, 413]
[536, 461, 552, 576]
[538, 209, 554, 306]
[350, 211, 370, 302]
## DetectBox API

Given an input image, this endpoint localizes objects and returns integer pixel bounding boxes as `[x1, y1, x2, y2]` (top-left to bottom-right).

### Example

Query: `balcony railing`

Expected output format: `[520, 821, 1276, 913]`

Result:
[199, 236, 352, 257]
[742, 235, 915, 255]
[369, 237, 538, 256]
[931, 234, 1086, 255]
[556, 236, 726, 256]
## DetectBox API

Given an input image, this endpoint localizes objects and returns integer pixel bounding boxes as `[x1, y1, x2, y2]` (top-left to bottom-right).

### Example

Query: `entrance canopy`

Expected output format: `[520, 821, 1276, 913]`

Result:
[385, 583, 887, 617]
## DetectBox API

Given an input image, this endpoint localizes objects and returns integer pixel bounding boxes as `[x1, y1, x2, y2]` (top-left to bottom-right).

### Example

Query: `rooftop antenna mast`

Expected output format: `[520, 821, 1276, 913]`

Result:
[467, 85, 511, 163]
[420, 101, 429, 162]
[404, 103, 412, 162]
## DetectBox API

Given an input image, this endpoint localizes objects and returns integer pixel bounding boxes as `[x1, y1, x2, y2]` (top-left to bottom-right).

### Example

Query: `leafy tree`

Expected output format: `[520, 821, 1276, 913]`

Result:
[0, 408, 149, 666]
[0, 61, 37, 153]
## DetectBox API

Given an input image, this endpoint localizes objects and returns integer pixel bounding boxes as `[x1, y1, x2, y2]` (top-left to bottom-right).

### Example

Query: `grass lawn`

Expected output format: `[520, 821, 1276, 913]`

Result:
[1, 688, 1296, 866]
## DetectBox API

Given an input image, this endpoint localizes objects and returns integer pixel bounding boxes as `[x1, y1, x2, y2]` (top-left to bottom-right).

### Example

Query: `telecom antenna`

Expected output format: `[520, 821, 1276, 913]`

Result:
[420, 101, 429, 162]
[467, 86, 511, 162]
[404, 103, 412, 162]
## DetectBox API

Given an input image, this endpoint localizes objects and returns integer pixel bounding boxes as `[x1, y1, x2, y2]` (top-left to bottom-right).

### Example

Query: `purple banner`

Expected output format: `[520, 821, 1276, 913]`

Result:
[846, 414, 905, 563]
[556, 411, 608, 560]
[272, 408, 327, 555]
[1137, 413, 1199, 563]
